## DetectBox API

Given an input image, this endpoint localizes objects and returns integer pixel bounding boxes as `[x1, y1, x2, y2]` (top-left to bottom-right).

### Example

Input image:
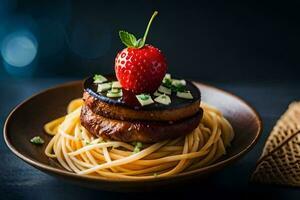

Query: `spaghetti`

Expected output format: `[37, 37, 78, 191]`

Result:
[44, 99, 234, 179]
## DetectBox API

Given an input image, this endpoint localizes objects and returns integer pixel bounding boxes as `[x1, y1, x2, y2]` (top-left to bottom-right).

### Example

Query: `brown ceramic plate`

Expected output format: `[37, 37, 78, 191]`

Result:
[3, 80, 262, 192]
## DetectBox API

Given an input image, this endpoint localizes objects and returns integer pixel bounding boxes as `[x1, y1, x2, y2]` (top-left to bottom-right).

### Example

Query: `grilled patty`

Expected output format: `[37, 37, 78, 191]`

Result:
[83, 91, 200, 121]
[80, 105, 202, 143]
[80, 76, 203, 143]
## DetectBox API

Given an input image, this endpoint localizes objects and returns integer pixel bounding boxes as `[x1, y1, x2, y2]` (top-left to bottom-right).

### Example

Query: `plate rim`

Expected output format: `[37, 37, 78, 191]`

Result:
[3, 80, 263, 183]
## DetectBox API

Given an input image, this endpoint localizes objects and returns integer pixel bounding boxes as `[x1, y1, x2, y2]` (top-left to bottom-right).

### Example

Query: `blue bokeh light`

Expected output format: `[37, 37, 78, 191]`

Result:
[1, 31, 38, 67]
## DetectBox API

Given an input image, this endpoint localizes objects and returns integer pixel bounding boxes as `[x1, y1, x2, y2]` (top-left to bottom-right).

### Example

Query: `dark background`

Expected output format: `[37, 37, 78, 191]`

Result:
[1, 1, 300, 200]
[0, 0, 298, 81]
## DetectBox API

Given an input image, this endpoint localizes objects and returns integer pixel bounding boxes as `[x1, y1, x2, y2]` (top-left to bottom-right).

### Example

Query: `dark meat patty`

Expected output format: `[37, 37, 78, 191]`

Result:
[80, 105, 202, 143]
[83, 91, 200, 122]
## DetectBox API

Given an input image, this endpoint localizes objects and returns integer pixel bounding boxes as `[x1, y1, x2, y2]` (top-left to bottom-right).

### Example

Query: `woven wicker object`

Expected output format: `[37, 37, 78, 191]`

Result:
[261, 102, 300, 158]
[252, 102, 300, 186]
[252, 132, 300, 186]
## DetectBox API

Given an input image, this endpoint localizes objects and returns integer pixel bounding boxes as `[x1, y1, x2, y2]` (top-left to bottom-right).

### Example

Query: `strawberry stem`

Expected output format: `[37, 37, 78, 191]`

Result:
[142, 11, 158, 45]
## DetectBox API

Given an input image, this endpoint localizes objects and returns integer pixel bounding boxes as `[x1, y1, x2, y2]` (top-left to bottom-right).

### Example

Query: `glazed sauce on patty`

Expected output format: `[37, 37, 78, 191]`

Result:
[84, 75, 201, 111]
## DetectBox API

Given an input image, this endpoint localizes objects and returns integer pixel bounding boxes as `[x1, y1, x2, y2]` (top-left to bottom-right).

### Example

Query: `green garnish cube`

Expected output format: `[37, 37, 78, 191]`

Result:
[97, 82, 112, 92]
[133, 142, 143, 154]
[153, 90, 162, 96]
[162, 73, 172, 88]
[163, 73, 171, 81]
[30, 136, 44, 145]
[177, 91, 193, 99]
[110, 88, 120, 93]
[139, 94, 150, 100]
[158, 85, 171, 95]
[112, 81, 122, 89]
[154, 94, 171, 105]
[172, 79, 186, 87]
[93, 74, 107, 84]
[107, 89, 123, 98]
[136, 94, 154, 106]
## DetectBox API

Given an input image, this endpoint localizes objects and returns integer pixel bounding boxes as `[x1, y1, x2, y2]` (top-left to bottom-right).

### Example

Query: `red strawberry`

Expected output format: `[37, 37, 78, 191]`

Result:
[115, 11, 167, 94]
[115, 45, 167, 93]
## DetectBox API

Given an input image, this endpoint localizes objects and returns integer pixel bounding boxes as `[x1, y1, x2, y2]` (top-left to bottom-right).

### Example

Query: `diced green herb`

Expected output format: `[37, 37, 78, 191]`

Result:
[154, 94, 171, 105]
[133, 142, 143, 154]
[153, 90, 162, 97]
[30, 136, 44, 145]
[171, 79, 186, 92]
[161, 75, 187, 92]
[97, 82, 112, 92]
[172, 79, 186, 87]
[93, 74, 107, 83]
[177, 91, 193, 99]
[173, 84, 186, 92]
[112, 81, 122, 89]
[162, 78, 172, 88]
[164, 73, 171, 80]
[136, 94, 154, 106]
[139, 94, 150, 100]
[111, 88, 120, 93]
[162, 73, 171, 84]
[158, 85, 171, 95]
[107, 89, 123, 98]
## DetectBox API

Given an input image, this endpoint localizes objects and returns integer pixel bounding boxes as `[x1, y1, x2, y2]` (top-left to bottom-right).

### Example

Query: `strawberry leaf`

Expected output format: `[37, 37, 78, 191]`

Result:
[118, 12, 158, 49]
[135, 38, 145, 48]
[119, 31, 137, 47]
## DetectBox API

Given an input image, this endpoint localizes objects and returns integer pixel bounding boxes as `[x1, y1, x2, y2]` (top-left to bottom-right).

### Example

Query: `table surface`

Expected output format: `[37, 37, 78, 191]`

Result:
[1, 79, 300, 200]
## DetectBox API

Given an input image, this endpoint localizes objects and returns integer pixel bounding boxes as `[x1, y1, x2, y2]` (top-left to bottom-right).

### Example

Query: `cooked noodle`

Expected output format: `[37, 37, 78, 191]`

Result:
[44, 99, 234, 179]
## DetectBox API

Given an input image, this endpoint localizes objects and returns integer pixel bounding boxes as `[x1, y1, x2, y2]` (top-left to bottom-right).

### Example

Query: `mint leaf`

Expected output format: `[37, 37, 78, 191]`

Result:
[119, 31, 137, 47]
